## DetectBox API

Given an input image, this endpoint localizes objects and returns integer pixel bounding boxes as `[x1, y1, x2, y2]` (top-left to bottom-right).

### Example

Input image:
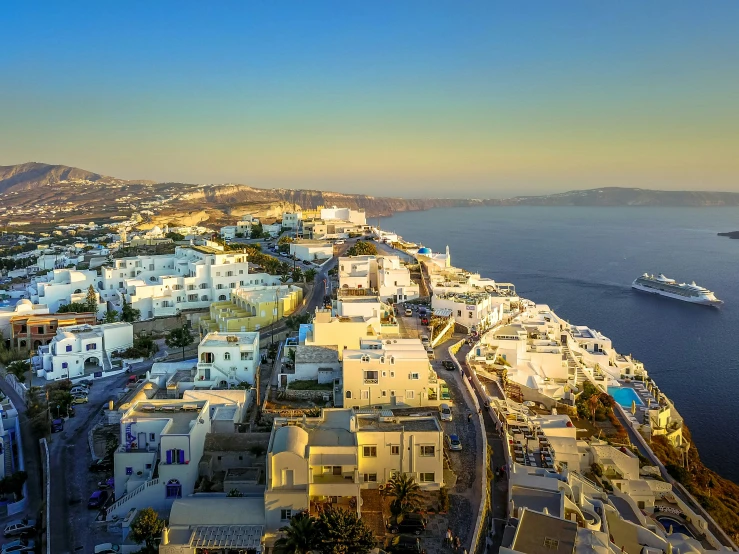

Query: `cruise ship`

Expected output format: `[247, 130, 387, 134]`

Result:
[632, 273, 723, 306]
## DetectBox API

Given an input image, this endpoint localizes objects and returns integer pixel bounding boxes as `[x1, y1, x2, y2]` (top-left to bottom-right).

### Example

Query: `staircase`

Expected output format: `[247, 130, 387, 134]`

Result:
[562, 344, 586, 387]
[125, 423, 135, 449]
[2, 436, 13, 476]
[106, 478, 160, 517]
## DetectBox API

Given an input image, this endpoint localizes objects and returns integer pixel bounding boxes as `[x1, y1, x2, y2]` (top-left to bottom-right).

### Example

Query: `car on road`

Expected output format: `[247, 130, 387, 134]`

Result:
[71, 395, 88, 404]
[98, 477, 115, 490]
[439, 403, 453, 422]
[89, 458, 114, 472]
[70, 386, 89, 396]
[404, 309, 413, 317]
[51, 419, 64, 433]
[441, 360, 456, 371]
[426, 348, 435, 360]
[386, 513, 427, 535]
[3, 518, 36, 538]
[440, 384, 451, 401]
[334, 240, 345, 245]
[446, 434, 463, 451]
[279, 252, 288, 257]
[302, 260, 311, 265]
[420, 317, 428, 326]
[88, 490, 109, 509]
[420, 335, 430, 347]
[1, 538, 35, 553]
[385, 536, 426, 554]
[94, 543, 121, 554]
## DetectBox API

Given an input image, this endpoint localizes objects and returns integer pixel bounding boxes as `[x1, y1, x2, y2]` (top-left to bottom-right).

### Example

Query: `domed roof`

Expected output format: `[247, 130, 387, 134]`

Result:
[417, 247, 432, 255]
[272, 425, 308, 457]
[15, 299, 33, 308]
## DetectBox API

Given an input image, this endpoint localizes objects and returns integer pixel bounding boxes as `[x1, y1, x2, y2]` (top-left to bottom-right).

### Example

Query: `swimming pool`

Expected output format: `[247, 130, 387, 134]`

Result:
[655, 515, 694, 538]
[607, 386, 644, 408]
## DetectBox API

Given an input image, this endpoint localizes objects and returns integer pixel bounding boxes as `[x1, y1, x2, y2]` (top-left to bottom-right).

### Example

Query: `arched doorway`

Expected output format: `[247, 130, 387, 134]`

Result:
[200, 352, 214, 363]
[166, 479, 182, 498]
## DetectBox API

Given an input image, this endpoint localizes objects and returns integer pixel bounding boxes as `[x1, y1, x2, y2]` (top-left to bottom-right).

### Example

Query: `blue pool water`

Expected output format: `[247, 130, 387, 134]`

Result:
[655, 515, 694, 538]
[607, 387, 643, 408]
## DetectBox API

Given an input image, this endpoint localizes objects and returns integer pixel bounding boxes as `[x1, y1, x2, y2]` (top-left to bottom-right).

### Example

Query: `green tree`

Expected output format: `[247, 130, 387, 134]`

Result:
[291, 267, 303, 283]
[57, 302, 92, 314]
[274, 512, 320, 554]
[6, 360, 30, 383]
[85, 285, 98, 313]
[250, 222, 264, 239]
[347, 241, 377, 257]
[165, 326, 193, 360]
[304, 268, 317, 283]
[385, 473, 423, 515]
[104, 310, 119, 323]
[128, 507, 166, 552]
[165, 231, 185, 241]
[121, 298, 141, 322]
[315, 506, 375, 554]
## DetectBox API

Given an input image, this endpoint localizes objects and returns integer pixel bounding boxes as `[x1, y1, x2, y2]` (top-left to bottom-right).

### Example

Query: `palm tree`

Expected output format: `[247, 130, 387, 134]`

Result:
[315, 506, 375, 554]
[274, 512, 319, 554]
[279, 273, 291, 284]
[385, 473, 424, 515]
[588, 392, 605, 423]
[304, 268, 317, 283]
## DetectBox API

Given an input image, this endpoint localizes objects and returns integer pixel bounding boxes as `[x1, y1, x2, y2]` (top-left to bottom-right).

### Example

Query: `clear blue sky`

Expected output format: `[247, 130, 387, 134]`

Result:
[2, 1, 738, 197]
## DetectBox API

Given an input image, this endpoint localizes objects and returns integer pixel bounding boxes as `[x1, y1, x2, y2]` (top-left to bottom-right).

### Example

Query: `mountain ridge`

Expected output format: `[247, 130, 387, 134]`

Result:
[1, 163, 738, 226]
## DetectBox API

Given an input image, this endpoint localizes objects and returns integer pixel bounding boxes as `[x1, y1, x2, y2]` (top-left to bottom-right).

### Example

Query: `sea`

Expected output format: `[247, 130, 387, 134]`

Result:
[379, 206, 739, 483]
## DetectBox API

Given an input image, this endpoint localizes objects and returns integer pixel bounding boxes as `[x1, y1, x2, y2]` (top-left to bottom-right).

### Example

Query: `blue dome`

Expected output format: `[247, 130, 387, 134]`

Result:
[417, 247, 432, 255]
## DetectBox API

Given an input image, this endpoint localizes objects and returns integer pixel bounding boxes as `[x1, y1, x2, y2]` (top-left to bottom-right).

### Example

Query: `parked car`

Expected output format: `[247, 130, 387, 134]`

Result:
[70, 386, 88, 396]
[404, 309, 413, 317]
[87, 490, 109, 509]
[420, 335, 430, 347]
[441, 360, 456, 371]
[385, 535, 426, 554]
[334, 240, 345, 245]
[1, 538, 35, 553]
[51, 419, 64, 433]
[420, 317, 429, 326]
[71, 395, 88, 404]
[89, 458, 114, 472]
[386, 513, 427, 535]
[98, 477, 114, 490]
[426, 348, 435, 360]
[3, 518, 36, 538]
[78, 379, 94, 388]
[439, 403, 453, 422]
[94, 544, 121, 554]
[446, 434, 463, 451]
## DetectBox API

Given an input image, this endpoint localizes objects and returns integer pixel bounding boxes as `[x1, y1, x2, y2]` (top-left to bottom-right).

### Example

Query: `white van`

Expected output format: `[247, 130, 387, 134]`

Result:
[439, 403, 453, 422]
[426, 348, 435, 360]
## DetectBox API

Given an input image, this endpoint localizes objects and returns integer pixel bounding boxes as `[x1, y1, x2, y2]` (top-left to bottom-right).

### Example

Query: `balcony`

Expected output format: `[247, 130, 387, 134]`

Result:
[363, 378, 378, 385]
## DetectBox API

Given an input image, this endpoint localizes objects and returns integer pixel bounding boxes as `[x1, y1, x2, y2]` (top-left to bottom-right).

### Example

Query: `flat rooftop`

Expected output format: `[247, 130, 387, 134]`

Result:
[511, 485, 563, 517]
[125, 400, 207, 434]
[511, 509, 577, 554]
[295, 345, 339, 364]
[201, 332, 259, 347]
[356, 415, 440, 433]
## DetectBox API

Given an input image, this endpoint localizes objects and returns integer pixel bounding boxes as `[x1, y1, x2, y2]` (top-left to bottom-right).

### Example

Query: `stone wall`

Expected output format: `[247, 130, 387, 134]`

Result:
[283, 388, 332, 401]
[132, 310, 208, 335]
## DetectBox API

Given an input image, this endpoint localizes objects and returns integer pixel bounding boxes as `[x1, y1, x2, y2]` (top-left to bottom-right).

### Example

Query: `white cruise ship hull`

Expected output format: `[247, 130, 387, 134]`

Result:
[631, 282, 723, 306]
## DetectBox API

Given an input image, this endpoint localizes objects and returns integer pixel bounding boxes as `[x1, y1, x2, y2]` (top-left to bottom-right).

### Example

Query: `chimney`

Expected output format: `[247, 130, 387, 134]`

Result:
[161, 526, 170, 545]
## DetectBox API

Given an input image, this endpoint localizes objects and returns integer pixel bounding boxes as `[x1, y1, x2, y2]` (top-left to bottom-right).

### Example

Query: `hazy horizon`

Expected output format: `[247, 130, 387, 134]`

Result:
[2, 1, 739, 197]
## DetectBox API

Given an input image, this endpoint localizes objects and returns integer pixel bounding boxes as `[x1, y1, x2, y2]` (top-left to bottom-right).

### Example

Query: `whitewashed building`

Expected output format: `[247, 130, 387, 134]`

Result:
[100, 246, 253, 320]
[29, 269, 98, 312]
[37, 322, 133, 381]
[196, 332, 260, 387]
[289, 240, 333, 262]
[264, 408, 444, 532]
[341, 339, 443, 408]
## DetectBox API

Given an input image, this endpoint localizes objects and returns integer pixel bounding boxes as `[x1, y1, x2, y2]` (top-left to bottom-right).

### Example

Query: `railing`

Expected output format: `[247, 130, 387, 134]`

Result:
[363, 378, 378, 385]
[106, 478, 160, 516]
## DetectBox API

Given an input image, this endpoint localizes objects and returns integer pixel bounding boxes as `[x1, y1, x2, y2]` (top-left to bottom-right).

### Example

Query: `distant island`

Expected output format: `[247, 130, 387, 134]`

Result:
[717, 231, 739, 239]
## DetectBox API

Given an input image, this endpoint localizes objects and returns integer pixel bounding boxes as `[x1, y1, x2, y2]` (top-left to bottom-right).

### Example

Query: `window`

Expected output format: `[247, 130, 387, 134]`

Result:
[61, 362, 68, 369]
[363, 446, 377, 457]
[391, 445, 400, 455]
[280, 509, 293, 521]
[241, 352, 252, 360]
[224, 352, 231, 361]
[218, 295, 227, 301]
[543, 538, 560, 550]
[229, 282, 235, 289]
[420, 445, 435, 457]
[406, 391, 415, 399]
[216, 272, 221, 277]
[361, 390, 369, 400]
[66, 345, 72, 352]
[390, 371, 395, 378]
[419, 472, 435, 483]
[149, 433, 155, 441]
[125, 467, 133, 475]
[363, 473, 377, 482]
[363, 370, 378, 384]
[188, 284, 195, 290]
[381, 390, 387, 397]
[361, 354, 370, 362]
[468, 312, 473, 319]
[457, 310, 462, 317]
[86, 343, 96, 351]
[200, 283, 208, 289]
[410, 373, 419, 380]
[216, 284, 225, 289]
[345, 391, 352, 399]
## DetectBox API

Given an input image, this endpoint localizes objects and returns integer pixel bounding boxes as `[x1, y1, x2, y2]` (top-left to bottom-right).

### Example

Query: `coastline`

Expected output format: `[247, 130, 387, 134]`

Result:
[378, 230, 739, 546]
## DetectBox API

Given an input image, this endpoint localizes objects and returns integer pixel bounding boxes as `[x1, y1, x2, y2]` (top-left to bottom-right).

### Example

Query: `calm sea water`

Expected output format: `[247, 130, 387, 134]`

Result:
[379, 206, 739, 482]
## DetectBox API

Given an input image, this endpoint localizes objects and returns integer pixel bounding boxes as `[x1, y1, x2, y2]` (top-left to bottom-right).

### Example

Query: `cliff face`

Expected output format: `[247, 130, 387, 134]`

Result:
[3, 162, 739, 227]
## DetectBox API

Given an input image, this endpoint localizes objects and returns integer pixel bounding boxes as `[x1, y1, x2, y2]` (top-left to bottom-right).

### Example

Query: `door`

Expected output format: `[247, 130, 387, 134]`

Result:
[280, 375, 288, 388]
[283, 469, 294, 487]
[332, 466, 342, 476]
[138, 433, 147, 448]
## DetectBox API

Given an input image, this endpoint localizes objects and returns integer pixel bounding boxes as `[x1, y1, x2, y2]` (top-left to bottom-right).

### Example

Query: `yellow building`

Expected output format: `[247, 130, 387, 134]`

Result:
[200, 285, 303, 333]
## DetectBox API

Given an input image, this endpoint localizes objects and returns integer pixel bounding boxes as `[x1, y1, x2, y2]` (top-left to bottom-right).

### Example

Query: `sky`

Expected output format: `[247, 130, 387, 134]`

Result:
[1, 1, 738, 198]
